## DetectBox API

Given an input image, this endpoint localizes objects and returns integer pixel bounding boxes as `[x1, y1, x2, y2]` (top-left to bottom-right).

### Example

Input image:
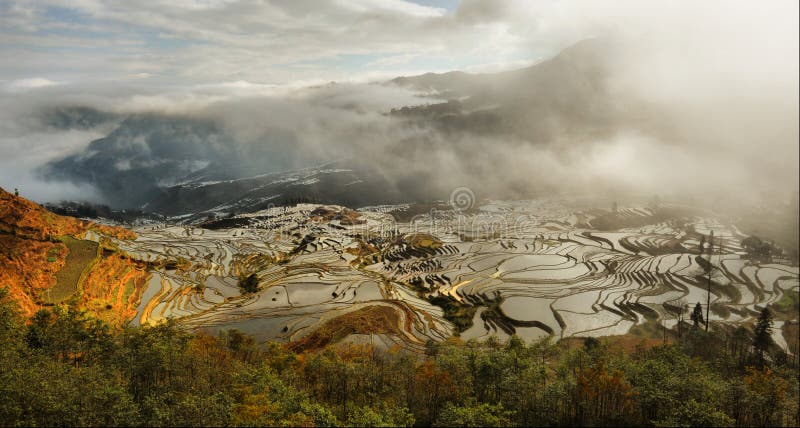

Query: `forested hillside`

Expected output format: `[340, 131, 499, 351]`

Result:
[1, 288, 796, 427]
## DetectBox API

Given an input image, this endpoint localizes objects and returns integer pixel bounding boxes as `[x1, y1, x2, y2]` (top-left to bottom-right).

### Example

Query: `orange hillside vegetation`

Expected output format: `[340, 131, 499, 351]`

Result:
[0, 187, 135, 241]
[0, 187, 138, 318]
[80, 252, 151, 326]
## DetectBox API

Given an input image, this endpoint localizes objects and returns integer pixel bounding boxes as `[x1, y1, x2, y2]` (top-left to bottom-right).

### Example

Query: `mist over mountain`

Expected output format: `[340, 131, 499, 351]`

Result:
[389, 38, 643, 140]
[43, 114, 296, 208]
[0, 0, 796, 218]
[37, 39, 631, 212]
[25, 36, 796, 217]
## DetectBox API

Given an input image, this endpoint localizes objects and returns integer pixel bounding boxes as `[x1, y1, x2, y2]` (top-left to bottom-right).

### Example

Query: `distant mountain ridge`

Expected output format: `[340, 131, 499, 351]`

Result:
[387, 38, 660, 141]
[42, 38, 665, 216]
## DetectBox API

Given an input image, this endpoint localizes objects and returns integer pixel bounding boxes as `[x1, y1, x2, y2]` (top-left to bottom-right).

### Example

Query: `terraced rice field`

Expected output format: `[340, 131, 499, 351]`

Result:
[48, 236, 99, 303]
[104, 200, 797, 351]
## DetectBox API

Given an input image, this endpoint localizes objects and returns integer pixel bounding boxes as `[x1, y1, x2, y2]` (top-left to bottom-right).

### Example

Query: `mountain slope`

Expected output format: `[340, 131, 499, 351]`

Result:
[388, 38, 658, 141]
[0, 187, 141, 321]
[143, 162, 435, 219]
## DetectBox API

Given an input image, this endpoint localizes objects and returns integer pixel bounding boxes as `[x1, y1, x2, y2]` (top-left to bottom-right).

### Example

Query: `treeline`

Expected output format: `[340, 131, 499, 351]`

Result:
[0, 288, 797, 427]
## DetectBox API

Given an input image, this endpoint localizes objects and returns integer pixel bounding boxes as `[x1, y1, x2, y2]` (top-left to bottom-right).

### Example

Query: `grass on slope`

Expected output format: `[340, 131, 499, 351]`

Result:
[288, 306, 403, 352]
[48, 236, 98, 303]
[773, 290, 799, 313]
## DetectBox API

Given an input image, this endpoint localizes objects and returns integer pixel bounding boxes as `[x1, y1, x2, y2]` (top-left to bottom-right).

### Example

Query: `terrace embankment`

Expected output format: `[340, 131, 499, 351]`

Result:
[48, 236, 98, 303]
[80, 252, 151, 326]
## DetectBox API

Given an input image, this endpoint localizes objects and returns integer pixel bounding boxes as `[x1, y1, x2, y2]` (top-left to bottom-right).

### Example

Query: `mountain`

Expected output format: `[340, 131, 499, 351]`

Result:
[42, 38, 664, 216]
[39, 105, 120, 130]
[43, 115, 243, 208]
[142, 164, 396, 219]
[388, 38, 663, 141]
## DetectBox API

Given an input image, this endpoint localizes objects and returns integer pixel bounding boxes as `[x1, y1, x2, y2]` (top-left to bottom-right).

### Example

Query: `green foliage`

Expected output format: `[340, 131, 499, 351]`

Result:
[434, 398, 514, 427]
[654, 399, 735, 427]
[26, 306, 114, 365]
[427, 294, 477, 333]
[346, 404, 414, 427]
[51, 236, 99, 303]
[0, 289, 797, 427]
[626, 344, 730, 424]
[773, 290, 799, 313]
[0, 288, 22, 341]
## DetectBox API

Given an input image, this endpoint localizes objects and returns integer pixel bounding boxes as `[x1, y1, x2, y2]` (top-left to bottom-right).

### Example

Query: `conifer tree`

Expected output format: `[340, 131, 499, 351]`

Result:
[753, 307, 773, 366]
[690, 302, 704, 328]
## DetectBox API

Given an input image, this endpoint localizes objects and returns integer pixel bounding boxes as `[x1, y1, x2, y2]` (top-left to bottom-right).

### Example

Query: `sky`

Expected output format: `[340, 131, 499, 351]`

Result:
[0, 0, 564, 88]
[3, 0, 796, 91]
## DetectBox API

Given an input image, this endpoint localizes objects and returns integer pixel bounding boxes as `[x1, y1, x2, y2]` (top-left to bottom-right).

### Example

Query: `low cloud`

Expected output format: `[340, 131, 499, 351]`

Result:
[5, 77, 59, 91]
[0, 0, 796, 211]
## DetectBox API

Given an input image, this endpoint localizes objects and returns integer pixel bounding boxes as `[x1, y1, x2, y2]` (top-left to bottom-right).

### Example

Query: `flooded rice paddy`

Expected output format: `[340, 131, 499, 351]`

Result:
[106, 200, 797, 351]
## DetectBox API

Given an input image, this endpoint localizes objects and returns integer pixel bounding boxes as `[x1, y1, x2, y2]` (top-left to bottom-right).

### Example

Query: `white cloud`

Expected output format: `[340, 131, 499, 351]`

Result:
[6, 77, 59, 90]
[123, 73, 154, 80]
[336, 0, 446, 17]
[367, 53, 420, 68]
[1, 0, 796, 88]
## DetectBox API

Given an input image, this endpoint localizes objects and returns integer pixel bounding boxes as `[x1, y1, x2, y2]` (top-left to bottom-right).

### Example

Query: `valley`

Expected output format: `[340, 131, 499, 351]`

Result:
[30, 192, 792, 353]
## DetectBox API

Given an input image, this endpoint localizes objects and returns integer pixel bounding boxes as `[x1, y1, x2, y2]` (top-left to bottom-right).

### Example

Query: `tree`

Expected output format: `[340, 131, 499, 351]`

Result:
[655, 398, 734, 427]
[741, 236, 777, 263]
[742, 366, 790, 426]
[583, 337, 600, 352]
[742, 236, 762, 253]
[690, 303, 704, 329]
[731, 326, 750, 366]
[238, 273, 259, 294]
[225, 329, 260, 363]
[0, 287, 22, 342]
[346, 404, 414, 427]
[753, 308, 774, 366]
[574, 360, 635, 425]
[434, 398, 513, 427]
[675, 299, 688, 340]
